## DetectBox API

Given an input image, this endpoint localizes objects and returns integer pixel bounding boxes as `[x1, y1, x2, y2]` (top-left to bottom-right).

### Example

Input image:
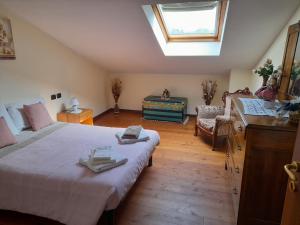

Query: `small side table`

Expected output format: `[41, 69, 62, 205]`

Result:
[57, 108, 94, 125]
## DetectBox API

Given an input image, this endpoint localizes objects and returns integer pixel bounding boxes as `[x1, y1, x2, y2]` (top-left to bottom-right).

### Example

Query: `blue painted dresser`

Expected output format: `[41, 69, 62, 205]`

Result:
[142, 95, 188, 123]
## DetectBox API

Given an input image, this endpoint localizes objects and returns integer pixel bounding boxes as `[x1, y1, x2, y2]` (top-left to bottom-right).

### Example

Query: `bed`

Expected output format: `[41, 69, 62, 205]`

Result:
[0, 122, 160, 225]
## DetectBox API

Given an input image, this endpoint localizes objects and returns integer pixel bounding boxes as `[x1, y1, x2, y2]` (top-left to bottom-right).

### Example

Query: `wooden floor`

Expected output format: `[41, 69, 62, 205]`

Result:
[0, 111, 234, 225]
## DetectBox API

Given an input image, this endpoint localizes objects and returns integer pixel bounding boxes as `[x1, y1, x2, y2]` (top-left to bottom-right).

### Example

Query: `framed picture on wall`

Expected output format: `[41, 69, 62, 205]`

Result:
[0, 17, 16, 59]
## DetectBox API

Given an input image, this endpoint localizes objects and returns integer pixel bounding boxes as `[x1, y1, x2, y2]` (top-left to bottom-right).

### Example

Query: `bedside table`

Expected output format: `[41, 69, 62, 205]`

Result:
[57, 108, 94, 125]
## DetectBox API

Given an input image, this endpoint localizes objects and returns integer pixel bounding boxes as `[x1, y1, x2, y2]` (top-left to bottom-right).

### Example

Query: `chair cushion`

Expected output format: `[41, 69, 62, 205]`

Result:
[196, 105, 225, 119]
[198, 118, 216, 132]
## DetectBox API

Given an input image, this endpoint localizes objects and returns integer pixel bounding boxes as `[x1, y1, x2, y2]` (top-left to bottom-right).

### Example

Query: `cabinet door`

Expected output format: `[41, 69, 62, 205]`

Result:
[240, 128, 295, 225]
[281, 123, 300, 225]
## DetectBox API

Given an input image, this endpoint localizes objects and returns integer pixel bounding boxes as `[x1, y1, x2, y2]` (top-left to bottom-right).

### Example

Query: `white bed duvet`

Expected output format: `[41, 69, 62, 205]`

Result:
[0, 123, 160, 225]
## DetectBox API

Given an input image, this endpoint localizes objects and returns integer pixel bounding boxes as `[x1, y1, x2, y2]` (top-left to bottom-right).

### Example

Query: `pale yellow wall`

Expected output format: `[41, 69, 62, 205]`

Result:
[0, 5, 108, 119]
[229, 69, 252, 92]
[108, 73, 229, 115]
[250, 6, 300, 92]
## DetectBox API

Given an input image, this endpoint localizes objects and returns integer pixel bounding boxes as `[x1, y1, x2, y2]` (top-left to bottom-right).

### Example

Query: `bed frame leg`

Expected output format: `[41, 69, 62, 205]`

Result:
[148, 156, 153, 167]
[106, 209, 116, 225]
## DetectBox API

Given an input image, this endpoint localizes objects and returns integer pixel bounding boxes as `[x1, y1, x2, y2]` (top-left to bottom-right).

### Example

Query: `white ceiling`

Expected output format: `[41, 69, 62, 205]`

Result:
[0, 0, 299, 75]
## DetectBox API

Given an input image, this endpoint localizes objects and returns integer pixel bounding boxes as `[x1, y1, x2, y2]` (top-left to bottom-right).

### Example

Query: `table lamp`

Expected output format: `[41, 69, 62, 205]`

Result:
[70, 97, 82, 114]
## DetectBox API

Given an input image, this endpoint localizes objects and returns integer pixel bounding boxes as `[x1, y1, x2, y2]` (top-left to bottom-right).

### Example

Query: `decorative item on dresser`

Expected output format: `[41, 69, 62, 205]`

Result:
[161, 89, 170, 100]
[57, 108, 93, 125]
[195, 87, 252, 150]
[226, 96, 298, 225]
[142, 95, 187, 123]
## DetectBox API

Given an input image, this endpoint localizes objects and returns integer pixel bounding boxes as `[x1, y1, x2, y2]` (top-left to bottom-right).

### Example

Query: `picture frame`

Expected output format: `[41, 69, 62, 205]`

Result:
[0, 16, 16, 59]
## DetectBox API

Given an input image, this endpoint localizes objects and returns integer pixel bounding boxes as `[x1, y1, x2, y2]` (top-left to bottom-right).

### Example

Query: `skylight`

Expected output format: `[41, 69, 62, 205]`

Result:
[159, 2, 218, 36]
[142, 1, 229, 56]
[152, 1, 227, 42]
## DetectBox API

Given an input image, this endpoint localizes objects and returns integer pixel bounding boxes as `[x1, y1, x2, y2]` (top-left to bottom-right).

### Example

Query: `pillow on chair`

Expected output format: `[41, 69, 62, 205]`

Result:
[0, 117, 17, 148]
[23, 103, 53, 131]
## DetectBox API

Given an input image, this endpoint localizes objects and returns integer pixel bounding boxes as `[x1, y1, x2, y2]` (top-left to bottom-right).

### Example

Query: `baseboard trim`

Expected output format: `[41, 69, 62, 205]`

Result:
[119, 109, 141, 113]
[93, 108, 113, 120]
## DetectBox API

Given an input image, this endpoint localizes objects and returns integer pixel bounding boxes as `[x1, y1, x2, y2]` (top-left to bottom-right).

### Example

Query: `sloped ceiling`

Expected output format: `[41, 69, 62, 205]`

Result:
[0, 0, 299, 75]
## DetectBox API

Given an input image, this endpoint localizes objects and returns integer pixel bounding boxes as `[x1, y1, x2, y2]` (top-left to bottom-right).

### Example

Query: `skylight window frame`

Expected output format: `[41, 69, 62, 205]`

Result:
[151, 1, 228, 42]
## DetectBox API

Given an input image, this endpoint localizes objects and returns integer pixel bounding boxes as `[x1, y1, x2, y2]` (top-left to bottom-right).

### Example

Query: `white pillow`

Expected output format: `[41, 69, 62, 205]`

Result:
[6, 105, 30, 131]
[0, 104, 19, 135]
[5, 98, 44, 131]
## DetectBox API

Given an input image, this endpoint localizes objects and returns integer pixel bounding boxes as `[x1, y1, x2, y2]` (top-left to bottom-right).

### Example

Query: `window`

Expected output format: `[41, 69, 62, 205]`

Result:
[152, 1, 228, 42]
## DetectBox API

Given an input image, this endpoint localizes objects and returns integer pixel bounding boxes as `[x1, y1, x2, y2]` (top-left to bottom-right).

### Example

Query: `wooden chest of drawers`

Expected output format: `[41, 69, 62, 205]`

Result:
[226, 97, 297, 225]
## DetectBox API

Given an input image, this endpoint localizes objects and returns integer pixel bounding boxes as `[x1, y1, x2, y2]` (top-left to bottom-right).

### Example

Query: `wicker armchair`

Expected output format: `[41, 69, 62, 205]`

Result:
[195, 88, 252, 150]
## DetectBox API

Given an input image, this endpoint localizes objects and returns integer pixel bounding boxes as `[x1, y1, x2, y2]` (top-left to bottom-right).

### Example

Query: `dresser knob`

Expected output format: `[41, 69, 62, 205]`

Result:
[233, 187, 238, 195]
[235, 167, 240, 174]
[237, 145, 242, 151]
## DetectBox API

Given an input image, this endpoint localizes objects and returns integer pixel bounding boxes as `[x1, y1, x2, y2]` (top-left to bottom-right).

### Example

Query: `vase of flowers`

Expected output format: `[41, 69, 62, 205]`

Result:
[111, 78, 122, 114]
[202, 80, 217, 105]
[254, 59, 278, 87]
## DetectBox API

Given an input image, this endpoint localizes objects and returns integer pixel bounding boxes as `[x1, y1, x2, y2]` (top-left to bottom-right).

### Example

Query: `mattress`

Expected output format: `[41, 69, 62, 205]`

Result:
[0, 123, 160, 225]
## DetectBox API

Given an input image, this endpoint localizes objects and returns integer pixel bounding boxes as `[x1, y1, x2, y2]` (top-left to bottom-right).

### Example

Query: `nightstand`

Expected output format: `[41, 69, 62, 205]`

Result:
[57, 108, 94, 125]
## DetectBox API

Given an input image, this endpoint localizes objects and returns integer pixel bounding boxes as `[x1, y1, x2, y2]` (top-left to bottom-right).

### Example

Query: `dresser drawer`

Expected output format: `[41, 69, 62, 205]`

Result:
[231, 173, 241, 220]
[229, 128, 244, 166]
[231, 102, 246, 145]
[225, 140, 241, 220]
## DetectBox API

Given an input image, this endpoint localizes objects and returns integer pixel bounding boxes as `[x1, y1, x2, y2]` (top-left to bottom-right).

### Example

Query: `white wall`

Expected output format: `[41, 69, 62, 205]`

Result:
[108, 73, 229, 115]
[250, 6, 300, 92]
[229, 69, 252, 92]
[0, 5, 108, 119]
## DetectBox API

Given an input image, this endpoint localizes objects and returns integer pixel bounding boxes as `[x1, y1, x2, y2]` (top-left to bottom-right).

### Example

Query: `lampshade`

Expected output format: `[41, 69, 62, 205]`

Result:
[70, 97, 79, 106]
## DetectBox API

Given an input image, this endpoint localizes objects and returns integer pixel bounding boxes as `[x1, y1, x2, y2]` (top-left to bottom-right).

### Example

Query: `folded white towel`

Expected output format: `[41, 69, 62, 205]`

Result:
[79, 157, 128, 173]
[122, 125, 143, 139]
[91, 146, 113, 160]
[116, 129, 150, 144]
[79, 147, 128, 173]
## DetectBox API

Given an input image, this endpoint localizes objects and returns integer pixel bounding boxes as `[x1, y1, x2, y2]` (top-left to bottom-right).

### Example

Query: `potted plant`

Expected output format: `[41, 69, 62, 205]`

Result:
[111, 78, 122, 114]
[254, 59, 278, 87]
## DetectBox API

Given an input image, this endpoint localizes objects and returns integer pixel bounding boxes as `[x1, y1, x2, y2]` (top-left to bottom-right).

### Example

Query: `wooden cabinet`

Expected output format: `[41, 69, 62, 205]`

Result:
[57, 108, 94, 125]
[226, 97, 297, 225]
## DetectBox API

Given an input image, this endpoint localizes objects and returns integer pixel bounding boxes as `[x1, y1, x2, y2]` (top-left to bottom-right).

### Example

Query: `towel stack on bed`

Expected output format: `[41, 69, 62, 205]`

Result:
[116, 125, 150, 144]
[79, 146, 128, 173]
